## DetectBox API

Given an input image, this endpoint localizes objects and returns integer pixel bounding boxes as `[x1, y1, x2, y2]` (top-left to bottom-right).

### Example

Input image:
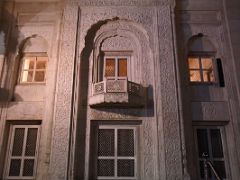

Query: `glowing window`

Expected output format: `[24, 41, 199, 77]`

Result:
[104, 57, 128, 79]
[188, 56, 215, 83]
[20, 55, 47, 83]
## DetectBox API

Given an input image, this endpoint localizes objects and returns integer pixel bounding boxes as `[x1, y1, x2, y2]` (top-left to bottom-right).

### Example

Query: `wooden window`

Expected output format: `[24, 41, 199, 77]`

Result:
[20, 55, 47, 83]
[195, 127, 228, 179]
[104, 57, 128, 79]
[188, 56, 215, 83]
[97, 125, 137, 179]
[4, 125, 40, 179]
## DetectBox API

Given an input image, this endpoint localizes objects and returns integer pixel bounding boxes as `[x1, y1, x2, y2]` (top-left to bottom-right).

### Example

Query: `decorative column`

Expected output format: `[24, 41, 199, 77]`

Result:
[49, 2, 78, 180]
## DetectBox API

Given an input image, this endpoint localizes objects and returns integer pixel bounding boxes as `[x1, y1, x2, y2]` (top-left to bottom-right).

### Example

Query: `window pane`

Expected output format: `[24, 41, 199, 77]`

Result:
[36, 60, 47, 69]
[201, 57, 213, 69]
[12, 128, 25, 156]
[23, 57, 35, 70]
[97, 159, 114, 176]
[25, 128, 38, 156]
[98, 129, 114, 156]
[210, 129, 224, 158]
[118, 58, 127, 77]
[117, 159, 135, 177]
[188, 57, 199, 69]
[9, 159, 21, 176]
[190, 70, 201, 82]
[197, 129, 209, 157]
[21, 71, 34, 82]
[105, 59, 115, 77]
[34, 71, 45, 82]
[203, 70, 214, 82]
[23, 159, 35, 176]
[118, 129, 134, 156]
[213, 160, 226, 179]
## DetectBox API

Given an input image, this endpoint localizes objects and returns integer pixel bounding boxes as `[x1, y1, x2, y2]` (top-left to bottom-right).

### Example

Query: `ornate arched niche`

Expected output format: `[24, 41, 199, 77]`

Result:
[89, 19, 150, 107]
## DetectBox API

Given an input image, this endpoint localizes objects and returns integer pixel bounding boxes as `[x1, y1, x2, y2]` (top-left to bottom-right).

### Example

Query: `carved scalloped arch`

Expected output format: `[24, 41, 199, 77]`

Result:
[92, 19, 152, 84]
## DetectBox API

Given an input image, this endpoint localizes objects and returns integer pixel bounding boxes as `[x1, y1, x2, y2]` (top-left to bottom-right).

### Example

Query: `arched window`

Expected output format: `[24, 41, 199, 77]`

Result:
[187, 34, 216, 84]
[19, 36, 48, 83]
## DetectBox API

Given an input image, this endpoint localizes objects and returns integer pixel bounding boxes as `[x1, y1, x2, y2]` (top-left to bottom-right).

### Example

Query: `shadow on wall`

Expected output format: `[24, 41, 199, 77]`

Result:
[0, 2, 47, 178]
[0, 4, 21, 101]
[74, 18, 111, 180]
[0, 2, 48, 102]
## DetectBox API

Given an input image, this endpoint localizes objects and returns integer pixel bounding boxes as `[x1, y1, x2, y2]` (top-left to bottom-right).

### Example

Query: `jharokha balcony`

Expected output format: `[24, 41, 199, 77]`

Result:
[89, 77, 146, 107]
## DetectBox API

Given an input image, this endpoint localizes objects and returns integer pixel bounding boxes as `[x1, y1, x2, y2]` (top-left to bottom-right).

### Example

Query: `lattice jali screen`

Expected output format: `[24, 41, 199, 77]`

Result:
[106, 80, 126, 92]
[98, 129, 114, 156]
[5, 125, 40, 179]
[117, 159, 135, 177]
[97, 126, 136, 179]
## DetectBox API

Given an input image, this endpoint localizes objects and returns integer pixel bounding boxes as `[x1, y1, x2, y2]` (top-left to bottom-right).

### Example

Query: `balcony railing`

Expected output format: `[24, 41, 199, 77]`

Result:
[90, 77, 146, 107]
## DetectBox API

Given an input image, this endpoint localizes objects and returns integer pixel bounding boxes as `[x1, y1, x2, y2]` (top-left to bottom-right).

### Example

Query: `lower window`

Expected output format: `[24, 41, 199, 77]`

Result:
[96, 125, 138, 180]
[195, 126, 228, 180]
[4, 125, 40, 179]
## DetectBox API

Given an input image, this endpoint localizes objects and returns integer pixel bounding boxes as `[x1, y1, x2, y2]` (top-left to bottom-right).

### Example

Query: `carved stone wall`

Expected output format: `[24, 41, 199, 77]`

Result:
[48, 3, 78, 180]
[63, 3, 184, 180]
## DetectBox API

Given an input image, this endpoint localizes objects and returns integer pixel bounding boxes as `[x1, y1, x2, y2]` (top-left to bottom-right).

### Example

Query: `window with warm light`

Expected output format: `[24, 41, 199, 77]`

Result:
[20, 55, 47, 83]
[104, 57, 128, 79]
[188, 56, 215, 83]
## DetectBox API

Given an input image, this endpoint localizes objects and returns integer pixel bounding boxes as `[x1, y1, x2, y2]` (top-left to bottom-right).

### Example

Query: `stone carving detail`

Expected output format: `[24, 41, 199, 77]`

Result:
[101, 36, 134, 51]
[93, 81, 104, 94]
[77, 0, 171, 6]
[90, 78, 145, 106]
[106, 79, 127, 92]
[128, 81, 141, 96]
[49, 3, 79, 180]
[156, 6, 183, 179]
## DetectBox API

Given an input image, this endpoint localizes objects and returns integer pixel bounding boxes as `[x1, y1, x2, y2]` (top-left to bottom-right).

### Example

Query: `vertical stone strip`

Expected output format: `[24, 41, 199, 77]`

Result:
[49, 2, 78, 180]
[157, 6, 183, 179]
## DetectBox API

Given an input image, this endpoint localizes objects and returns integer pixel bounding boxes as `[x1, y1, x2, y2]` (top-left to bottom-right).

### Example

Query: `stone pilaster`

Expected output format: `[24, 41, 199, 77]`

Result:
[156, 5, 184, 179]
[49, 2, 78, 180]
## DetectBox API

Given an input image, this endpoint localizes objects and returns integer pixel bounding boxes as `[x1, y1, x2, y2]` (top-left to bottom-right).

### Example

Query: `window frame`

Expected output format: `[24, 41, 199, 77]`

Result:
[4, 125, 41, 179]
[95, 124, 139, 180]
[103, 56, 129, 80]
[19, 53, 48, 84]
[188, 54, 217, 85]
[193, 126, 230, 180]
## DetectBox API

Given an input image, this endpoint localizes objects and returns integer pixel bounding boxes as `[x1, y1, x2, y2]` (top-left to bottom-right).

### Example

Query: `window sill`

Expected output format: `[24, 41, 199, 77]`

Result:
[18, 82, 46, 86]
[189, 82, 218, 86]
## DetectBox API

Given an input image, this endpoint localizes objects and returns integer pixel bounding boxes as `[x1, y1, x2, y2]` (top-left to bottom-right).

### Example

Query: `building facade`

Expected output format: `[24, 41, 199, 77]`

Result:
[0, 0, 240, 179]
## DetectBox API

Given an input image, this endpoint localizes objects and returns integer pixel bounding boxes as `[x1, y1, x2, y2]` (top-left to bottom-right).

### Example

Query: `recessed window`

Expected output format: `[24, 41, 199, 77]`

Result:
[20, 55, 47, 83]
[188, 56, 215, 83]
[195, 127, 228, 179]
[104, 57, 128, 79]
[96, 125, 137, 179]
[4, 125, 40, 179]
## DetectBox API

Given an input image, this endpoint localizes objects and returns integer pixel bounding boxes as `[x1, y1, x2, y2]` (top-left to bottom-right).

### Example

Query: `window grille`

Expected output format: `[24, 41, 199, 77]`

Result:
[97, 126, 137, 179]
[4, 125, 40, 179]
